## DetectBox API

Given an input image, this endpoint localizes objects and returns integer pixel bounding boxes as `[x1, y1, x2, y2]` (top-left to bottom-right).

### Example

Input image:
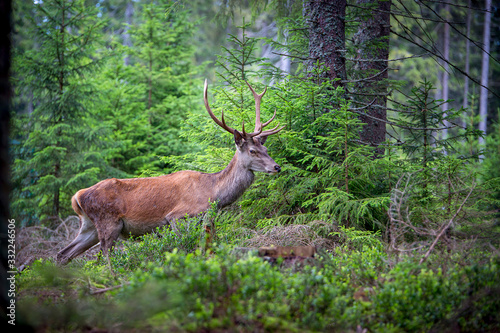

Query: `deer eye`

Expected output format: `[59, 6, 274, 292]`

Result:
[249, 149, 256, 155]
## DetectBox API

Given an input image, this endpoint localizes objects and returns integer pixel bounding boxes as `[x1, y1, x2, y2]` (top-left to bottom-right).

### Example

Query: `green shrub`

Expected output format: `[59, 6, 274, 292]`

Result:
[110, 216, 206, 272]
[16, 244, 500, 332]
[372, 262, 463, 331]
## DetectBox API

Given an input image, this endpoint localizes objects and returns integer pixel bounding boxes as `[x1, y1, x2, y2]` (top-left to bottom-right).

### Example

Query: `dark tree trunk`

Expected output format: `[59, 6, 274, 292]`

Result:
[463, 0, 471, 112]
[478, 0, 492, 150]
[441, 3, 450, 140]
[353, 0, 390, 156]
[304, 0, 346, 88]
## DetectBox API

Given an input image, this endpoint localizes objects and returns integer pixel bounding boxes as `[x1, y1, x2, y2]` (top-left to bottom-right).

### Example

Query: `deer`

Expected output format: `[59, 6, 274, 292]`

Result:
[56, 80, 284, 265]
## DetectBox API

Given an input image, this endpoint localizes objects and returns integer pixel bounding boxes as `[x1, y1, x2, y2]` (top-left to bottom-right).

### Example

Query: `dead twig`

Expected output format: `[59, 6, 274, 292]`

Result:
[90, 283, 128, 295]
[419, 183, 475, 264]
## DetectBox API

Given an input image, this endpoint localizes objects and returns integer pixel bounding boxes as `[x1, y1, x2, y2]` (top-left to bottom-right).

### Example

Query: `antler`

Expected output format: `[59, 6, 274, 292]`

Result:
[204, 79, 236, 135]
[244, 81, 285, 138]
[204, 79, 285, 138]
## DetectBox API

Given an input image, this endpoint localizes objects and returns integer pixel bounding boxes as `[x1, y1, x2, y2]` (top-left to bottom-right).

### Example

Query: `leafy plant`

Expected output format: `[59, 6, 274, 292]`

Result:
[110, 215, 206, 272]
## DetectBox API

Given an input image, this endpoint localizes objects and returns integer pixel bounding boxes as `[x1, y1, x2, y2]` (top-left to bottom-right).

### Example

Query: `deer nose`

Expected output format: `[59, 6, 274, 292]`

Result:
[274, 165, 281, 173]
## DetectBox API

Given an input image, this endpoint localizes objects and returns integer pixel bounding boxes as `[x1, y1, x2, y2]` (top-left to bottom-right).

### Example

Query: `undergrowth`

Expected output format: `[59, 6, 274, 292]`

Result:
[15, 242, 500, 332]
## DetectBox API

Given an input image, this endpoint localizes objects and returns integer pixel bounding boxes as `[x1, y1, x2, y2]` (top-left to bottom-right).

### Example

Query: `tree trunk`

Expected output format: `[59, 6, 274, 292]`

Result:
[441, 3, 450, 140]
[478, 0, 491, 151]
[147, 16, 153, 111]
[123, 1, 133, 66]
[463, 0, 471, 111]
[353, 0, 390, 156]
[304, 0, 346, 88]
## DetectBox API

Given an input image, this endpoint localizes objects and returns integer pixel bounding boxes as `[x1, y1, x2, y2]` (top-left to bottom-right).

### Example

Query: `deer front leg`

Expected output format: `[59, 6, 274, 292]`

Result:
[96, 219, 124, 273]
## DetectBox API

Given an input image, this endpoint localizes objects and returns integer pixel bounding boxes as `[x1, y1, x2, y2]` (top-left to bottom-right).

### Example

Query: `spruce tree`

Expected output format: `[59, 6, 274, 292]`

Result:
[124, 0, 199, 173]
[91, 49, 153, 176]
[11, 0, 107, 225]
[398, 80, 480, 180]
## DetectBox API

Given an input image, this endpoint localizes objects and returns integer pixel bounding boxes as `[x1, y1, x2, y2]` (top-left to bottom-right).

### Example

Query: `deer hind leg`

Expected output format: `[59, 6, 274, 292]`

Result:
[57, 215, 99, 265]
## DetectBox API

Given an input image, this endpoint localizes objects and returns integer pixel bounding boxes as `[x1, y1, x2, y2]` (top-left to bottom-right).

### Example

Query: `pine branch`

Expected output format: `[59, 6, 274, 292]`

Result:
[345, 53, 429, 63]
[271, 51, 309, 61]
[342, 68, 388, 84]
[393, 0, 444, 61]
[391, 13, 444, 70]
[349, 105, 458, 131]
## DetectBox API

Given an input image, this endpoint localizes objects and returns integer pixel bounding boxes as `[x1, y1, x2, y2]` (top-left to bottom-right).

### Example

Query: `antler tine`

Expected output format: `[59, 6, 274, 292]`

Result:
[259, 124, 286, 137]
[261, 108, 277, 128]
[244, 80, 267, 133]
[242, 121, 262, 138]
[204, 79, 235, 135]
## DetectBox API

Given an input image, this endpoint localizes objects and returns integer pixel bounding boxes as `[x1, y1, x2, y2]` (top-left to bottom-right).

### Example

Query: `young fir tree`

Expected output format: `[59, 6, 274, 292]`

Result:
[398, 80, 480, 186]
[11, 0, 107, 225]
[91, 46, 153, 176]
[124, 0, 199, 173]
[389, 79, 485, 242]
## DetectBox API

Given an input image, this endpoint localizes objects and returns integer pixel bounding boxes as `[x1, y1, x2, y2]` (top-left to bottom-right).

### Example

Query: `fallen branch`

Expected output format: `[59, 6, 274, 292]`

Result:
[419, 183, 475, 264]
[90, 283, 127, 295]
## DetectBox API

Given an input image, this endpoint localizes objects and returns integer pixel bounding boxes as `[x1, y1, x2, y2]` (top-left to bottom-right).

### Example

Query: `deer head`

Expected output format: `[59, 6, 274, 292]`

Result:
[204, 79, 284, 174]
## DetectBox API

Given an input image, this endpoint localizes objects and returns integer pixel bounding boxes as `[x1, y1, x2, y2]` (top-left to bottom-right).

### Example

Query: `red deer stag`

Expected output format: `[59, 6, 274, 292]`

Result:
[57, 80, 284, 264]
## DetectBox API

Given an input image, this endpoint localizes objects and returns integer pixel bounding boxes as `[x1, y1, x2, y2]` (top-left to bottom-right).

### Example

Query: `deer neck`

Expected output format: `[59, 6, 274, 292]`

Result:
[214, 152, 254, 208]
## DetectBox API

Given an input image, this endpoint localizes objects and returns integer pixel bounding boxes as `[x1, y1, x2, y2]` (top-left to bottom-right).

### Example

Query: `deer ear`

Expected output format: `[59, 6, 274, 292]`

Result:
[234, 130, 245, 147]
[259, 136, 268, 145]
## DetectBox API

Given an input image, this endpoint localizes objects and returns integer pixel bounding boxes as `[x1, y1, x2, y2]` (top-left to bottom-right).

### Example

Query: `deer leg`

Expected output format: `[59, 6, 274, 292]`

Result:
[96, 219, 124, 272]
[57, 216, 99, 265]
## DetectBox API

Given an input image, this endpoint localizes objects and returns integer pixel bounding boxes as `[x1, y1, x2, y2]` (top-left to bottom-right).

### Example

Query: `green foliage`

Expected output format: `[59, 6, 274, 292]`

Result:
[89, 53, 153, 176]
[482, 119, 500, 207]
[123, 0, 200, 173]
[380, 80, 497, 249]
[399, 80, 481, 169]
[11, 0, 109, 225]
[373, 263, 464, 331]
[17, 247, 500, 332]
[329, 226, 383, 251]
[110, 215, 206, 272]
[11, 0, 203, 225]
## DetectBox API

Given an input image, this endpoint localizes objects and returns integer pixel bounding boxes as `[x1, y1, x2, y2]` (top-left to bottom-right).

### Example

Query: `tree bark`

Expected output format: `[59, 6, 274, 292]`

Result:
[353, 0, 390, 156]
[463, 0, 471, 111]
[441, 3, 450, 140]
[123, 1, 133, 66]
[304, 0, 346, 88]
[478, 0, 491, 150]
